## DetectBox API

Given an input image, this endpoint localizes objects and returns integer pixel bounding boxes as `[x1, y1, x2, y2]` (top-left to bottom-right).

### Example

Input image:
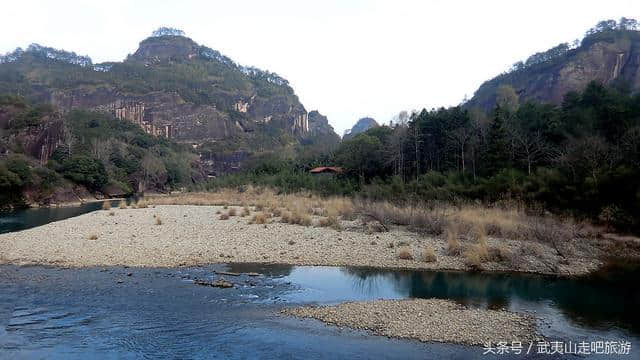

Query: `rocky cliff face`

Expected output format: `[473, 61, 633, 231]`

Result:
[0, 103, 64, 164]
[468, 29, 640, 110]
[307, 111, 338, 139]
[343, 117, 379, 140]
[0, 30, 336, 155]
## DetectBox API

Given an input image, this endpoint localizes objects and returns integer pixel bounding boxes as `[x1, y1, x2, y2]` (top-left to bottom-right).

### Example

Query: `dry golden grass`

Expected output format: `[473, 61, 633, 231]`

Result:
[102, 201, 111, 210]
[155, 217, 162, 225]
[88, 234, 98, 240]
[280, 210, 292, 223]
[119, 200, 127, 209]
[358, 200, 446, 235]
[489, 243, 513, 263]
[453, 206, 525, 240]
[298, 214, 313, 226]
[464, 239, 489, 268]
[250, 212, 268, 225]
[324, 197, 355, 220]
[108, 211, 115, 216]
[143, 189, 585, 249]
[445, 224, 461, 256]
[228, 208, 237, 217]
[219, 213, 230, 220]
[397, 247, 414, 260]
[423, 246, 437, 262]
[241, 206, 250, 217]
[146, 189, 355, 222]
[279, 208, 312, 226]
[137, 199, 149, 209]
[317, 216, 339, 228]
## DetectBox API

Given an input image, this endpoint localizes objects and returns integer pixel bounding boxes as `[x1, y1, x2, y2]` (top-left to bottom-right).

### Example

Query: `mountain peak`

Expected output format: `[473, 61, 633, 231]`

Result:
[128, 31, 200, 63]
[343, 117, 379, 140]
[151, 27, 186, 38]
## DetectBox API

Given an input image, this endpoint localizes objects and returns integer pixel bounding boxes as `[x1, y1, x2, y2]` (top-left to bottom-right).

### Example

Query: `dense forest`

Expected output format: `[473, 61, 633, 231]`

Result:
[203, 82, 640, 232]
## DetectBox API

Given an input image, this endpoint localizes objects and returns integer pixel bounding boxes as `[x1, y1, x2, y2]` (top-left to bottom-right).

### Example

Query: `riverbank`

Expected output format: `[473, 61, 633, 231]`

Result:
[282, 299, 539, 346]
[0, 203, 610, 275]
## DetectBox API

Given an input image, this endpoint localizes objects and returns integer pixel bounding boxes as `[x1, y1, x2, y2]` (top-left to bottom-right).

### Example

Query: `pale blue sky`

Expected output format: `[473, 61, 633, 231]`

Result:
[2, 1, 639, 134]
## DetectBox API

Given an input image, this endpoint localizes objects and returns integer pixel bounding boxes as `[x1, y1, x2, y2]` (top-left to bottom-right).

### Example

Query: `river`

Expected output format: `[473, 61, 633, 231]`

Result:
[0, 205, 638, 359]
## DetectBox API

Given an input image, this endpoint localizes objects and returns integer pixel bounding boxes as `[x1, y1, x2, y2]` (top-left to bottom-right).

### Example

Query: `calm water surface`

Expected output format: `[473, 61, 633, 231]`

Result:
[0, 201, 120, 234]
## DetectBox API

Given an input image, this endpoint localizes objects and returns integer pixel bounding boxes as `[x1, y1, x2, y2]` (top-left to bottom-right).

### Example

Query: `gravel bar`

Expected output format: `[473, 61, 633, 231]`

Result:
[0, 205, 598, 274]
[282, 299, 540, 346]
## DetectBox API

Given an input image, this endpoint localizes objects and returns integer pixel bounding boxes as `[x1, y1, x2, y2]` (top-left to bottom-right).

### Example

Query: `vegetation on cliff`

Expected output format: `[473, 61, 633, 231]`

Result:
[468, 18, 640, 110]
[0, 96, 202, 208]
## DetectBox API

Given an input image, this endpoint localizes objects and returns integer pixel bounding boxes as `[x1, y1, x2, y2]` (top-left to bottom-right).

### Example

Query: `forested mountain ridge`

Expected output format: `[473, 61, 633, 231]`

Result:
[0, 27, 338, 173]
[468, 18, 640, 110]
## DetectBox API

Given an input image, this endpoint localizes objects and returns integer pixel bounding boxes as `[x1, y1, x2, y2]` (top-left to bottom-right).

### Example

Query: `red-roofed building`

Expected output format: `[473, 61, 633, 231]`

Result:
[310, 166, 344, 174]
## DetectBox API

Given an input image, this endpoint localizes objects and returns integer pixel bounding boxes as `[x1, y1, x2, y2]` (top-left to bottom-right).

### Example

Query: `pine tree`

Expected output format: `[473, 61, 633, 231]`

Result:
[484, 105, 509, 175]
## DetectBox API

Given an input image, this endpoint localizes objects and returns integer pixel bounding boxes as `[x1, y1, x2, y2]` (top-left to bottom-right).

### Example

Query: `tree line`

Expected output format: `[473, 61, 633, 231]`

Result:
[324, 81, 639, 230]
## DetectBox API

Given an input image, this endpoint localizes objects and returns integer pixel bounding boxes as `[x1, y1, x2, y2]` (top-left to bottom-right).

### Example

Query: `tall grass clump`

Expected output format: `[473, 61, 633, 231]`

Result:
[423, 246, 437, 262]
[397, 247, 414, 260]
[241, 206, 250, 217]
[250, 212, 267, 224]
[445, 223, 461, 256]
[102, 201, 111, 210]
[119, 200, 128, 209]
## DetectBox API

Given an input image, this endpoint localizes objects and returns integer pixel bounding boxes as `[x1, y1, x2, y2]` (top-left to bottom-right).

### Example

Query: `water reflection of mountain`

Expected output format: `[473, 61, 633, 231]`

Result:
[341, 266, 640, 334]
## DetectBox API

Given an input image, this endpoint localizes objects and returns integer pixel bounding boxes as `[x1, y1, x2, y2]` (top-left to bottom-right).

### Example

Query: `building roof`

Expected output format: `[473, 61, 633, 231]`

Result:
[310, 166, 344, 174]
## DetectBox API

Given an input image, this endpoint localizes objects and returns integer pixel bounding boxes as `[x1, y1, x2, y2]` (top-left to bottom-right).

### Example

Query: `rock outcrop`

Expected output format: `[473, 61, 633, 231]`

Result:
[307, 111, 335, 137]
[468, 29, 640, 110]
[343, 117, 379, 140]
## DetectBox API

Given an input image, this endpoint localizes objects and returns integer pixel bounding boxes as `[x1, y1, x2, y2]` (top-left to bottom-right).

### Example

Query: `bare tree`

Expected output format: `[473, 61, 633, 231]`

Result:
[386, 125, 407, 181]
[447, 127, 471, 172]
[557, 136, 610, 186]
[513, 129, 552, 174]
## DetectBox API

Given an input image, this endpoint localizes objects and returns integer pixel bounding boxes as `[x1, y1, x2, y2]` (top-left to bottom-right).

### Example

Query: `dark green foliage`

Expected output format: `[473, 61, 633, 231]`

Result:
[484, 106, 510, 174]
[62, 156, 108, 190]
[334, 134, 385, 180]
[6, 154, 32, 185]
[0, 162, 26, 209]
